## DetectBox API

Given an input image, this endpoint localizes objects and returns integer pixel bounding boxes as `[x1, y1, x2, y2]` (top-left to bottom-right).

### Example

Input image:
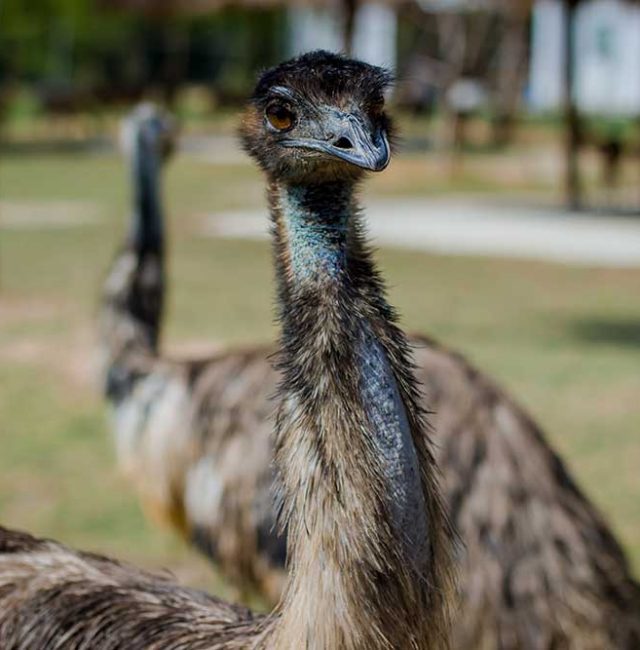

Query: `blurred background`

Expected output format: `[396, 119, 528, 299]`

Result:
[0, 0, 638, 599]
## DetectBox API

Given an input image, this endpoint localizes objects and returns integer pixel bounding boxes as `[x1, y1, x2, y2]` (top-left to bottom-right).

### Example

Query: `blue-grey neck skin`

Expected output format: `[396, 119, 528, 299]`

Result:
[278, 181, 429, 569]
[130, 130, 163, 254]
[280, 182, 351, 282]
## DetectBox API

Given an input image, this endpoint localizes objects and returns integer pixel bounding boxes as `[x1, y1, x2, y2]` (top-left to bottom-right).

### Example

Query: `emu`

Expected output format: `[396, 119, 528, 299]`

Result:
[0, 53, 455, 650]
[101, 59, 640, 647]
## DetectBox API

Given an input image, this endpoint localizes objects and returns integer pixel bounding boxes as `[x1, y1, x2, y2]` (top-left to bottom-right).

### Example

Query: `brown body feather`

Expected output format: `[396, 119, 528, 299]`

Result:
[99, 67, 640, 648]
[0, 526, 259, 650]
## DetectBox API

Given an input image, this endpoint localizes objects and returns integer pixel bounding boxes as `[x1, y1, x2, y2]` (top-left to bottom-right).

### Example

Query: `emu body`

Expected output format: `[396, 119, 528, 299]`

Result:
[100, 68, 640, 648]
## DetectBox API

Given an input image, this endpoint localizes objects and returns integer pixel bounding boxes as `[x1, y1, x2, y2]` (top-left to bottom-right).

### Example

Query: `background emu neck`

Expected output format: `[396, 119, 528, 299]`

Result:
[100, 123, 166, 400]
[269, 179, 440, 649]
[130, 131, 163, 255]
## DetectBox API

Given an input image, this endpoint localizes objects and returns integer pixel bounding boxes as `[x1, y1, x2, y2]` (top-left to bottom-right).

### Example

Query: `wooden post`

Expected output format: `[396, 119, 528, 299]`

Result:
[343, 0, 357, 54]
[565, 0, 582, 210]
[492, 1, 533, 148]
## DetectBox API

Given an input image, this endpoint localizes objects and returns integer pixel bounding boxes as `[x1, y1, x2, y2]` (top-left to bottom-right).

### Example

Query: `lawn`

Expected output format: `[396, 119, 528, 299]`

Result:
[1, 146, 639, 602]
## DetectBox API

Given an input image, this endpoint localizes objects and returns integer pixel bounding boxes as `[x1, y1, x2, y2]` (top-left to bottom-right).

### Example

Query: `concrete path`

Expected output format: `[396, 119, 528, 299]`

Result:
[0, 200, 101, 230]
[202, 197, 640, 268]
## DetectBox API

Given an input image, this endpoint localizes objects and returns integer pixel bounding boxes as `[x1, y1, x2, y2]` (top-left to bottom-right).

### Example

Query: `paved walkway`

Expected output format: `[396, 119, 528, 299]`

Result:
[0, 200, 101, 230]
[202, 197, 640, 268]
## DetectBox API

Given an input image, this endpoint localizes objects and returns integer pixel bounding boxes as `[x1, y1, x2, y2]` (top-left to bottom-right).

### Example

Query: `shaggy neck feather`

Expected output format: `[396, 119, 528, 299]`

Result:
[267, 179, 433, 649]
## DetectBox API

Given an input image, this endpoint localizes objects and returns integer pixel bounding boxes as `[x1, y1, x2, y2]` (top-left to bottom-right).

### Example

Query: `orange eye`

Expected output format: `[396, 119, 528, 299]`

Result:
[266, 104, 295, 132]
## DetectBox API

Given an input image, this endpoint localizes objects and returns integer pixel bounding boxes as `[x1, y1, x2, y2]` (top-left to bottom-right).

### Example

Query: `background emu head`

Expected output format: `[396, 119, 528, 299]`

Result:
[120, 102, 178, 163]
[241, 51, 394, 183]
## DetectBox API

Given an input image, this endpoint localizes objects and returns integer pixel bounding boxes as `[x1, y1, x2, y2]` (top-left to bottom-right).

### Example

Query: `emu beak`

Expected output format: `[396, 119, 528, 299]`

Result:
[282, 110, 390, 172]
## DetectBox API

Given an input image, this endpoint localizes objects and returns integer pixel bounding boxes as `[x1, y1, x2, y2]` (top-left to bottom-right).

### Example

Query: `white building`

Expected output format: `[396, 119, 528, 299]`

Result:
[529, 0, 640, 116]
[288, 2, 398, 71]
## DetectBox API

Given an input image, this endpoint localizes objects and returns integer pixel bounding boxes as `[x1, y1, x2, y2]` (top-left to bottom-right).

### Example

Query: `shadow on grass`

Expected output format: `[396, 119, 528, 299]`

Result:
[569, 317, 640, 348]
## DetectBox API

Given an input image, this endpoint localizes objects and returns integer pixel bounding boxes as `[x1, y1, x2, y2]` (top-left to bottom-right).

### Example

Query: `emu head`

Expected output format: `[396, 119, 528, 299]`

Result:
[241, 51, 393, 183]
[120, 102, 178, 164]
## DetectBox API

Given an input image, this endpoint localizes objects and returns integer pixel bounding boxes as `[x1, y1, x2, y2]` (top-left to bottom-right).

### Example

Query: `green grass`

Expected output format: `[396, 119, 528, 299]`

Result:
[0, 150, 639, 600]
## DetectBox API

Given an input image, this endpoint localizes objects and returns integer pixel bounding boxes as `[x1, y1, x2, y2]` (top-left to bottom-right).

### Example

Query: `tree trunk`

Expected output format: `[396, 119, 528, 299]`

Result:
[342, 0, 358, 54]
[158, 21, 188, 108]
[565, 0, 582, 211]
[492, 4, 532, 148]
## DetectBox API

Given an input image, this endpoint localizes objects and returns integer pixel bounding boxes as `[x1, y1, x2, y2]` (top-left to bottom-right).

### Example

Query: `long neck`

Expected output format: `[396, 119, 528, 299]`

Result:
[266, 180, 453, 650]
[98, 133, 165, 399]
[130, 132, 164, 255]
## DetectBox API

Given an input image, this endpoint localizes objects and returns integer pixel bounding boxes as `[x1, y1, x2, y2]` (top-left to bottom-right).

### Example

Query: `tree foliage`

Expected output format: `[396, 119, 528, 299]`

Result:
[0, 0, 286, 105]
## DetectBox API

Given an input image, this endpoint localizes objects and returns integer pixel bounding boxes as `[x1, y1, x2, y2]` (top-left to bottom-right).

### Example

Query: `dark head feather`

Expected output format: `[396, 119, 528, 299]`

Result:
[252, 50, 393, 107]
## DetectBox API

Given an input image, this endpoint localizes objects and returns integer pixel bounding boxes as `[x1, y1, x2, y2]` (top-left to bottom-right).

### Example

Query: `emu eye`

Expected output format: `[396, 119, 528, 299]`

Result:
[266, 104, 295, 132]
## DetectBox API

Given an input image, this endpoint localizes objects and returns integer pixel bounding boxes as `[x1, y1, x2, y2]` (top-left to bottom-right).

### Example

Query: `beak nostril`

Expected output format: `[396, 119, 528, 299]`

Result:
[334, 137, 353, 150]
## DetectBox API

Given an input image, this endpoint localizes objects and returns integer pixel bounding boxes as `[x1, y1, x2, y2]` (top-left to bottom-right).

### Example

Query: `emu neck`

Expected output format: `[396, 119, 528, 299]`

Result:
[268, 180, 436, 649]
[130, 133, 163, 255]
[278, 182, 350, 282]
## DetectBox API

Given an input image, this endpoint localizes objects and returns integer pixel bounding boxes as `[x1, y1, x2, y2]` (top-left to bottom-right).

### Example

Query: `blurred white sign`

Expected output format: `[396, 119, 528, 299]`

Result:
[529, 0, 640, 116]
[288, 2, 397, 71]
